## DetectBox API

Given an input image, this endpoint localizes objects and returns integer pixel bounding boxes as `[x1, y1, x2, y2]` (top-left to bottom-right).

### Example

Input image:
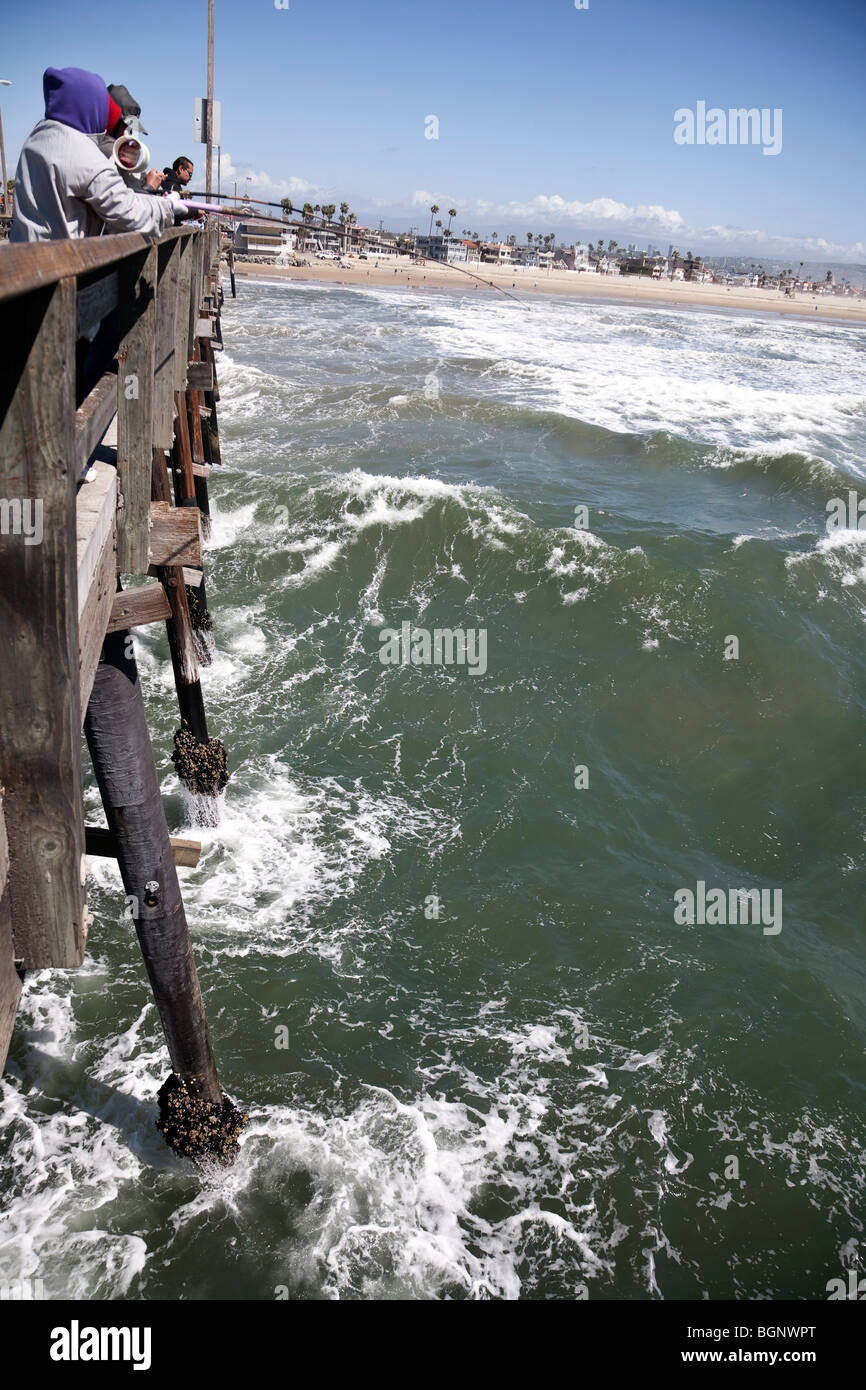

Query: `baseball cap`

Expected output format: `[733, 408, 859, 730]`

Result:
[107, 83, 148, 135]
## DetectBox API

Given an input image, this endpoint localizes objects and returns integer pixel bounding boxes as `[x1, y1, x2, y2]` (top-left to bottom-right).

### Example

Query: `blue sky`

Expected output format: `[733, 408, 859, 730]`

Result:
[2, 0, 864, 259]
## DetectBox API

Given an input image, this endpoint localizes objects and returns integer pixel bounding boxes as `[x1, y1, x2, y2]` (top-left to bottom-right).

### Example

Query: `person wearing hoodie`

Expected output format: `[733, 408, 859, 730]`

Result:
[10, 66, 188, 242]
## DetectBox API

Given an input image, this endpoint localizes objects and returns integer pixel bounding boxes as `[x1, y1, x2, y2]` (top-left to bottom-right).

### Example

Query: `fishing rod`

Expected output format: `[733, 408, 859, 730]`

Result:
[195, 198, 529, 306]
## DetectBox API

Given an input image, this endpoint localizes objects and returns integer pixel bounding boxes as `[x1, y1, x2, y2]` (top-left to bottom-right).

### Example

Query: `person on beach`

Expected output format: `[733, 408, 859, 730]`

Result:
[9, 67, 189, 241]
[162, 157, 194, 196]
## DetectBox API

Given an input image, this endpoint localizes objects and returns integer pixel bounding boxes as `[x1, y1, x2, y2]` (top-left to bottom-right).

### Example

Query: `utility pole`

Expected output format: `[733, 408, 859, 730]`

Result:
[205, 0, 214, 200]
[0, 81, 11, 217]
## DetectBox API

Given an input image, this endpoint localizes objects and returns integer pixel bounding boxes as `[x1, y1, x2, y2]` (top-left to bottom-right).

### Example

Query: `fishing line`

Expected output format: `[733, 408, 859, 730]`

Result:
[191, 194, 531, 307]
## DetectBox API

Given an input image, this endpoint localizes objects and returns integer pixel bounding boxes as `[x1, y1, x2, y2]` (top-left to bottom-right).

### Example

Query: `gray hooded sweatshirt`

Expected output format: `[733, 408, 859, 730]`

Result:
[9, 66, 173, 242]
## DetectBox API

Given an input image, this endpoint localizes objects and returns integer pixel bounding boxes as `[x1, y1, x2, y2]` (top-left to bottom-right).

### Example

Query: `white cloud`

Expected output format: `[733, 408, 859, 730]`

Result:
[411, 189, 684, 234]
[218, 151, 317, 201]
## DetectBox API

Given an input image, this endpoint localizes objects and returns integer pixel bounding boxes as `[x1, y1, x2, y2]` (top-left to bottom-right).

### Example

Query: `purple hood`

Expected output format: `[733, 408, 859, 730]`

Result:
[43, 67, 108, 135]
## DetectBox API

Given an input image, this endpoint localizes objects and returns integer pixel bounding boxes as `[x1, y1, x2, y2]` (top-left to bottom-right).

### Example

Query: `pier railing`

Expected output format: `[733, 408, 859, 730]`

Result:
[0, 224, 244, 1158]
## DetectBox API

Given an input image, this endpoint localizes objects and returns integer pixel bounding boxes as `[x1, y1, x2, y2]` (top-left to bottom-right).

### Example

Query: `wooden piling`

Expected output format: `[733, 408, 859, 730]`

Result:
[152, 449, 228, 814]
[84, 629, 245, 1160]
[0, 278, 88, 969]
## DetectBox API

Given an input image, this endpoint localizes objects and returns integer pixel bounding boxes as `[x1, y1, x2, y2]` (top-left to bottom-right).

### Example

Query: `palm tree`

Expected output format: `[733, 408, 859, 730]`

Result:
[428, 203, 440, 237]
[322, 203, 336, 225]
[281, 197, 294, 220]
[446, 207, 457, 235]
[313, 203, 321, 225]
[302, 202, 314, 225]
[527, 233, 534, 246]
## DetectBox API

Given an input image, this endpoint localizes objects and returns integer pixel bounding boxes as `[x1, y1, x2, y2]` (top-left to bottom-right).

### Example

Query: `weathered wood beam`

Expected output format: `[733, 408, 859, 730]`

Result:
[148, 500, 202, 567]
[154, 241, 182, 450]
[0, 227, 194, 306]
[172, 390, 197, 502]
[0, 847, 23, 1073]
[186, 361, 213, 392]
[77, 459, 117, 715]
[0, 789, 8, 893]
[116, 245, 158, 573]
[85, 826, 202, 868]
[74, 369, 117, 472]
[107, 582, 172, 633]
[173, 239, 193, 390]
[76, 461, 117, 619]
[0, 278, 87, 968]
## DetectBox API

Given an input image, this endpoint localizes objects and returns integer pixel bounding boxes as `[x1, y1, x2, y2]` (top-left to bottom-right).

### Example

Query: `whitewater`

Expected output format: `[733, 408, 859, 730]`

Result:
[1, 279, 864, 1301]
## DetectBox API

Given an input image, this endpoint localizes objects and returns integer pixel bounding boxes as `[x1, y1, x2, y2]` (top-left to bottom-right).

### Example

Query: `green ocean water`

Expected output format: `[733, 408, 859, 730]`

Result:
[1, 279, 865, 1300]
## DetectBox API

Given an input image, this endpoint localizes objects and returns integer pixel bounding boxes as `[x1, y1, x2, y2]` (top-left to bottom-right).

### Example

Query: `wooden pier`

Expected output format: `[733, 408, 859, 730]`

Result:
[0, 225, 246, 1161]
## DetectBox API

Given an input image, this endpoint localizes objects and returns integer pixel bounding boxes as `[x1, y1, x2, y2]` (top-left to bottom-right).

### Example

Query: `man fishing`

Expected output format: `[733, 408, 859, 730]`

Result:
[9, 66, 191, 242]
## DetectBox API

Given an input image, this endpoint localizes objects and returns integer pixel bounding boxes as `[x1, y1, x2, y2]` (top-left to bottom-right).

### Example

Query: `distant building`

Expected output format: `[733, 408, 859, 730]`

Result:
[415, 234, 478, 264]
[234, 220, 296, 259]
[480, 241, 515, 266]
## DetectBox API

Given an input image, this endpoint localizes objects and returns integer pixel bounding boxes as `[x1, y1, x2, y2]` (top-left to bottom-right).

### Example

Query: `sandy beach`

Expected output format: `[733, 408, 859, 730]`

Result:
[230, 257, 866, 323]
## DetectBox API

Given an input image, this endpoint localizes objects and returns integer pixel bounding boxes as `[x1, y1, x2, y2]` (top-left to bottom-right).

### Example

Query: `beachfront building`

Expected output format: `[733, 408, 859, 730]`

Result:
[362, 229, 400, 258]
[481, 242, 515, 267]
[619, 252, 669, 279]
[414, 234, 479, 265]
[234, 219, 297, 260]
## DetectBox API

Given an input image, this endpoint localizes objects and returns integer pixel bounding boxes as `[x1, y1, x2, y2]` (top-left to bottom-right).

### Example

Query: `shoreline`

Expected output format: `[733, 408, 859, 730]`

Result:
[230, 259, 866, 324]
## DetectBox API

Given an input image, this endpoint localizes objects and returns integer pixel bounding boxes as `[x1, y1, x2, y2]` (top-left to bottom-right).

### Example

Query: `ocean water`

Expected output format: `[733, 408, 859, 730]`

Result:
[2, 280, 865, 1301]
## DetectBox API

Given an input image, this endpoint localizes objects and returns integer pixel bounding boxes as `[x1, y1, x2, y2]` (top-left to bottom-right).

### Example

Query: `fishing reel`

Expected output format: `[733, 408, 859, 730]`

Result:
[112, 134, 150, 175]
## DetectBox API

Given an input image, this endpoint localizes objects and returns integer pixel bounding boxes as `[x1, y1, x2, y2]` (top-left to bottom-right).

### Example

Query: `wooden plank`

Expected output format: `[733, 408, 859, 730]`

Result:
[146, 564, 203, 587]
[0, 227, 196, 306]
[0, 788, 8, 892]
[0, 278, 87, 968]
[116, 245, 158, 573]
[173, 389, 196, 502]
[75, 369, 117, 473]
[76, 461, 117, 619]
[76, 458, 117, 715]
[107, 582, 172, 633]
[85, 826, 201, 868]
[78, 519, 115, 715]
[186, 361, 213, 391]
[154, 239, 182, 451]
[196, 318, 213, 339]
[188, 386, 205, 465]
[0, 783, 21, 1074]
[187, 233, 204, 353]
[77, 269, 119, 338]
[192, 463, 212, 479]
[173, 238, 193, 390]
[0, 883, 22, 1075]
[148, 501, 202, 567]
[0, 232, 147, 303]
